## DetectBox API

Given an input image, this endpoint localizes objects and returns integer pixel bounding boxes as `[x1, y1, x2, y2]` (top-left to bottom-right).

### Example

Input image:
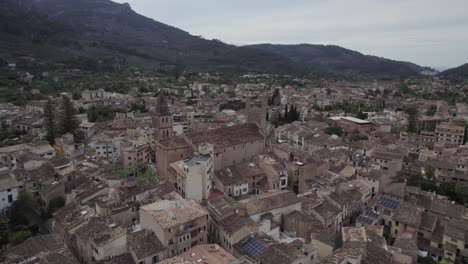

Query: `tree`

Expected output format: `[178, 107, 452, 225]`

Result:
[325, 125, 343, 137]
[271, 88, 281, 106]
[287, 104, 295, 122]
[425, 165, 435, 179]
[44, 99, 56, 144]
[283, 104, 288, 122]
[47, 196, 65, 215]
[405, 107, 419, 133]
[58, 96, 79, 135]
[293, 105, 300, 121]
[266, 110, 269, 121]
[426, 105, 437, 116]
[357, 111, 368, 120]
[73, 130, 85, 143]
[9, 230, 32, 245]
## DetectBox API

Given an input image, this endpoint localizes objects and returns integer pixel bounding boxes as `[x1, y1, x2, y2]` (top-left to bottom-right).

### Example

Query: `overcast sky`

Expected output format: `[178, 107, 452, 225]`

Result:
[113, 0, 468, 69]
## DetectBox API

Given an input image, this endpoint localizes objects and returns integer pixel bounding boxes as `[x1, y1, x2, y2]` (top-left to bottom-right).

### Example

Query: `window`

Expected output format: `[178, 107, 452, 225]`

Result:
[152, 256, 159, 264]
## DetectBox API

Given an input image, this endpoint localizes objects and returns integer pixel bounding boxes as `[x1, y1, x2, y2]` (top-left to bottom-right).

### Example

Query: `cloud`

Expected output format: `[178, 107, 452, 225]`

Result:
[113, 0, 468, 67]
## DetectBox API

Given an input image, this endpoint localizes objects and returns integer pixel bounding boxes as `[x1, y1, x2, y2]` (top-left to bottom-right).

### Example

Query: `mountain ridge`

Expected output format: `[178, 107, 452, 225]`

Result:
[0, 0, 429, 78]
[438, 63, 468, 81]
[245, 44, 425, 78]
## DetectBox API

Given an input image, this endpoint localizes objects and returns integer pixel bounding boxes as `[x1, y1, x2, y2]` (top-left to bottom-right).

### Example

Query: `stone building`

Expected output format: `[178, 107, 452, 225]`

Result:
[140, 193, 209, 258]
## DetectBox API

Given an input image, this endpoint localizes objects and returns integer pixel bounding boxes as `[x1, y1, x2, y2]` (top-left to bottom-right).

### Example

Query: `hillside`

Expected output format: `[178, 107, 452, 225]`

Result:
[0, 0, 427, 78]
[439, 64, 468, 81]
[246, 44, 425, 78]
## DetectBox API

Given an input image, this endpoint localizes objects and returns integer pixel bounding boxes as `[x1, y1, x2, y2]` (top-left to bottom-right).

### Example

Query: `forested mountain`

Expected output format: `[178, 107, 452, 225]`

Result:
[0, 0, 428, 78]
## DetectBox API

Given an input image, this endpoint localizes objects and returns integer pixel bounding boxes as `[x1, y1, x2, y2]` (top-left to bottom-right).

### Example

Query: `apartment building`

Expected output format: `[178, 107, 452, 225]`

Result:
[168, 143, 214, 202]
[140, 193, 209, 258]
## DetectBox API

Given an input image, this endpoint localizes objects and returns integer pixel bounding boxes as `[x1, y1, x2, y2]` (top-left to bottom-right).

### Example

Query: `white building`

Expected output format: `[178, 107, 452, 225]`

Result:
[79, 121, 96, 139]
[91, 139, 120, 163]
[0, 171, 20, 216]
[168, 143, 214, 202]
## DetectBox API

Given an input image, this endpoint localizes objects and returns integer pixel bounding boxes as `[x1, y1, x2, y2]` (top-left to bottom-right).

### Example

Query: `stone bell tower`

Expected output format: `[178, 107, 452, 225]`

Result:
[153, 90, 172, 142]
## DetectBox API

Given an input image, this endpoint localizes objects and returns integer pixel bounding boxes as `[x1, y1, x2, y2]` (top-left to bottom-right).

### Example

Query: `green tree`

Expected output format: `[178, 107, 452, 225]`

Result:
[284, 104, 289, 122]
[9, 230, 32, 245]
[271, 88, 281, 106]
[44, 99, 56, 144]
[425, 165, 435, 180]
[426, 105, 437, 116]
[73, 130, 85, 143]
[287, 104, 295, 123]
[58, 96, 79, 135]
[47, 196, 65, 215]
[405, 107, 419, 133]
[325, 125, 343, 137]
[417, 256, 437, 264]
[357, 111, 368, 120]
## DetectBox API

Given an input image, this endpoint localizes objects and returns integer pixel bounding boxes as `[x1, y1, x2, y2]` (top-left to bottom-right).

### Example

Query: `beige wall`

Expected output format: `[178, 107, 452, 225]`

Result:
[312, 239, 334, 260]
[298, 162, 329, 194]
[156, 144, 193, 180]
[140, 208, 208, 258]
[213, 139, 264, 170]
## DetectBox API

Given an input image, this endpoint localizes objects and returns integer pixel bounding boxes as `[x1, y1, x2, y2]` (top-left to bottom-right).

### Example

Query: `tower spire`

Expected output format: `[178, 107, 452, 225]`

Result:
[155, 89, 169, 116]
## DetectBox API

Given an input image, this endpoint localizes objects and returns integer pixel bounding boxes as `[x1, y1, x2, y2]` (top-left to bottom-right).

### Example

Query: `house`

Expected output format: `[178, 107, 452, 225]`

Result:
[90, 136, 120, 163]
[168, 143, 214, 202]
[435, 121, 465, 145]
[54, 133, 85, 159]
[330, 116, 372, 133]
[4, 234, 79, 264]
[127, 229, 166, 264]
[240, 191, 301, 224]
[256, 154, 289, 191]
[139, 193, 209, 258]
[80, 121, 96, 139]
[74, 217, 127, 264]
[214, 160, 267, 196]
[13, 115, 43, 136]
[207, 194, 258, 252]
[177, 244, 238, 264]
[0, 170, 20, 216]
[283, 210, 322, 241]
[234, 233, 314, 264]
[443, 219, 468, 263]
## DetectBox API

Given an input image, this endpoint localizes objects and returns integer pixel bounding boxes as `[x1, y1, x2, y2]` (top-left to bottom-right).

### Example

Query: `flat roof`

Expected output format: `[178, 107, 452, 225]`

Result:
[331, 116, 370, 124]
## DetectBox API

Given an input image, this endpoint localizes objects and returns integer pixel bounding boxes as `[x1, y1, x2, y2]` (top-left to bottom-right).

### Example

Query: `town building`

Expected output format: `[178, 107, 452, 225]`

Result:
[140, 193, 209, 258]
[168, 143, 214, 202]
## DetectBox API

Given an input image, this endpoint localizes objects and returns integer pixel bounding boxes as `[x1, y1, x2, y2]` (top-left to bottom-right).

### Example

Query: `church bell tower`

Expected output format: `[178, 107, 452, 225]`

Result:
[153, 90, 172, 142]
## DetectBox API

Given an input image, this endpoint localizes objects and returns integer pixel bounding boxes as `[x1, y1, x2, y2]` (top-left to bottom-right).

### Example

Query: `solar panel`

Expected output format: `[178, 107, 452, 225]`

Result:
[378, 197, 400, 209]
[358, 216, 374, 225]
[365, 210, 379, 219]
[242, 238, 266, 257]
